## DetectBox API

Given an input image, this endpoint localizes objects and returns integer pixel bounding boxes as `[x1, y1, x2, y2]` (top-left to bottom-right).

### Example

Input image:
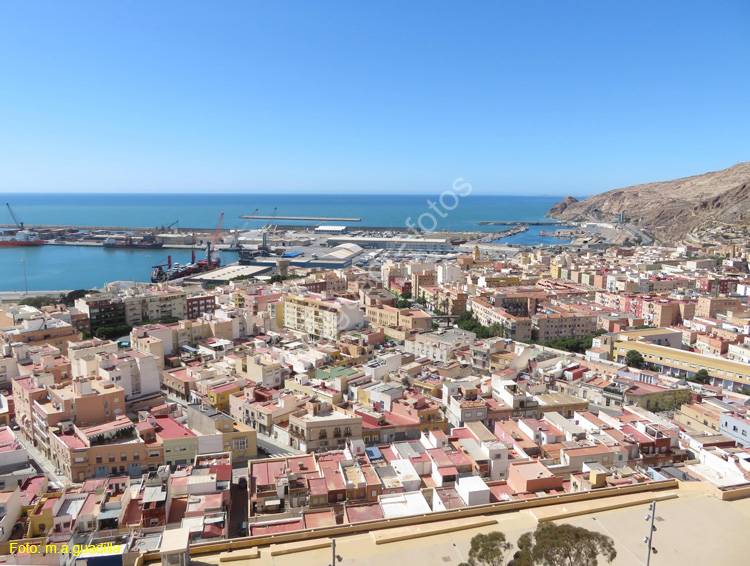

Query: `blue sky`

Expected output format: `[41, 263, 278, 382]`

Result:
[1, 1, 748, 195]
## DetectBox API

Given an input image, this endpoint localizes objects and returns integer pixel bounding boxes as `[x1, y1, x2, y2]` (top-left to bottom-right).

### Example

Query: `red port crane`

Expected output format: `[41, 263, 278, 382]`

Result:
[212, 212, 225, 250]
[152, 255, 172, 269]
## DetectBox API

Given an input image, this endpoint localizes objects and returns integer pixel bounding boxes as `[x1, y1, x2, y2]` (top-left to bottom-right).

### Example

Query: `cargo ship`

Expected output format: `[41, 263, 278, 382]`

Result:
[151, 243, 220, 282]
[0, 230, 44, 247]
[103, 234, 163, 249]
[2, 203, 44, 246]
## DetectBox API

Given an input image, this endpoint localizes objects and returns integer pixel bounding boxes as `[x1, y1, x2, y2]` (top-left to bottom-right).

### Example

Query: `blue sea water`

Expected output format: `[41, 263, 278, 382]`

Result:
[0, 193, 567, 291]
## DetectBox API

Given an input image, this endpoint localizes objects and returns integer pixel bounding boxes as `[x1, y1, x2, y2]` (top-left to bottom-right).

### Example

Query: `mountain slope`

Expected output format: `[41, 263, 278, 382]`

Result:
[546, 162, 750, 243]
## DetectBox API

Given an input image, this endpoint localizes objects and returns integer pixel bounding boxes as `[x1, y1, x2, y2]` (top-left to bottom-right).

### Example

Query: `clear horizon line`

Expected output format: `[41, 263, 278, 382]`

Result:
[0, 190, 590, 198]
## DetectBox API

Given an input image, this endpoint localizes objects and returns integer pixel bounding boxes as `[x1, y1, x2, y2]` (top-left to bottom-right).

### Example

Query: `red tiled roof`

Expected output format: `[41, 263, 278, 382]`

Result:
[250, 519, 303, 535]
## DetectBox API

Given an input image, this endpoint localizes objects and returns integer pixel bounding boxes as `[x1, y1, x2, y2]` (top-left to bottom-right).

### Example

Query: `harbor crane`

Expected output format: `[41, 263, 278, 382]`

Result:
[207, 211, 224, 263]
[151, 255, 172, 269]
[212, 212, 225, 249]
[6, 203, 25, 230]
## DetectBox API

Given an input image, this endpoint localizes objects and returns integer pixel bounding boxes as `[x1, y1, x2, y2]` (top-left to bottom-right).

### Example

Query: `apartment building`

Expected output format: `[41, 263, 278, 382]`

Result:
[695, 296, 744, 319]
[50, 415, 164, 482]
[469, 337, 510, 373]
[283, 293, 366, 341]
[720, 412, 750, 447]
[0, 316, 82, 355]
[411, 271, 437, 298]
[31, 378, 127, 457]
[186, 293, 216, 320]
[610, 339, 750, 391]
[470, 298, 532, 342]
[130, 319, 214, 362]
[404, 329, 476, 362]
[288, 400, 363, 453]
[186, 403, 257, 462]
[74, 349, 161, 401]
[531, 312, 597, 342]
[74, 294, 127, 331]
[235, 354, 283, 388]
[421, 286, 468, 315]
[121, 288, 187, 326]
[150, 414, 199, 468]
[674, 401, 729, 434]
[161, 367, 197, 401]
[230, 393, 304, 436]
[12, 375, 50, 444]
[365, 305, 432, 332]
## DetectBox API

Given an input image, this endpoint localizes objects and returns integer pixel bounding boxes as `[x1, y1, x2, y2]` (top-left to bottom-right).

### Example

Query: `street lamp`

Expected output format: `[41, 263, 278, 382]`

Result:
[20, 259, 28, 297]
[329, 538, 343, 566]
[643, 501, 658, 565]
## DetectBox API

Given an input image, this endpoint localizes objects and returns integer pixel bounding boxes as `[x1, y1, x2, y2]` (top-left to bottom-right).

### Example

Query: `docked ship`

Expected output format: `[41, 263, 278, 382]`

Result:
[151, 243, 220, 282]
[0, 230, 44, 247]
[2, 204, 43, 246]
[103, 234, 163, 249]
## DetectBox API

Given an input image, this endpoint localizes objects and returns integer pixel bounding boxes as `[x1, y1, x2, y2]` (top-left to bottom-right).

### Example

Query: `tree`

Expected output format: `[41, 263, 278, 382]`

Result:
[625, 350, 645, 369]
[657, 388, 693, 412]
[400, 290, 412, 300]
[515, 523, 616, 566]
[18, 295, 57, 308]
[459, 532, 513, 566]
[94, 324, 132, 340]
[61, 289, 99, 306]
[396, 299, 411, 309]
[692, 368, 710, 384]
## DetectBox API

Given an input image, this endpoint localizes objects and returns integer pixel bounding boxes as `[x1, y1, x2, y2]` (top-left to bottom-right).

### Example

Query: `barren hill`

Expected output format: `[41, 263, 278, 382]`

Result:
[546, 162, 750, 243]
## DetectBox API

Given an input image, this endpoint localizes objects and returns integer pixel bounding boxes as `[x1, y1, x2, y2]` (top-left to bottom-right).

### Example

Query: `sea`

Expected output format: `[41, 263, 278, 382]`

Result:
[0, 193, 569, 291]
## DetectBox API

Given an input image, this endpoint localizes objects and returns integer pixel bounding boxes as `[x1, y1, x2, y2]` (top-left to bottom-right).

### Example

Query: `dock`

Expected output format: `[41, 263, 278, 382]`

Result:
[239, 215, 361, 222]
[477, 221, 563, 226]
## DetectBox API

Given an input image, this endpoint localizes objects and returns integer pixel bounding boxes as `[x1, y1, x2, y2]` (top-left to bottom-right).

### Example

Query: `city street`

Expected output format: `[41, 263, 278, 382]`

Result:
[15, 433, 67, 487]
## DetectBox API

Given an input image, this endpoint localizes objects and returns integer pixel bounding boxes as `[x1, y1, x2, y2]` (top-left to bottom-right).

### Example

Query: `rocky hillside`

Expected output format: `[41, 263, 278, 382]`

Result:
[546, 162, 750, 243]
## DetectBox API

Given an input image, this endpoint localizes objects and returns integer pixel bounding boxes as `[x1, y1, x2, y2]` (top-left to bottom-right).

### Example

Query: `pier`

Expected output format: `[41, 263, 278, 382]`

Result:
[239, 215, 361, 222]
[476, 221, 563, 226]
[0, 224, 219, 233]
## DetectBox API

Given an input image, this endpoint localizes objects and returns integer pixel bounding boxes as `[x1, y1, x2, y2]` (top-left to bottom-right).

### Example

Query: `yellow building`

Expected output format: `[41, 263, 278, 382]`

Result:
[27, 493, 63, 537]
[206, 381, 243, 412]
[674, 402, 727, 433]
[611, 339, 750, 390]
[186, 403, 257, 462]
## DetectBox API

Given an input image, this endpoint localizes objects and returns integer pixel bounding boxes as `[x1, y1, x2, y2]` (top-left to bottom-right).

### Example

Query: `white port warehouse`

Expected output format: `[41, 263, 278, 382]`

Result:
[314, 225, 348, 234]
[327, 235, 453, 252]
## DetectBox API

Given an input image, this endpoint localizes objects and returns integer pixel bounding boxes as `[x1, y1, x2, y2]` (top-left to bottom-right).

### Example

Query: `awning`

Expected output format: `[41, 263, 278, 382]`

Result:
[98, 508, 120, 520]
